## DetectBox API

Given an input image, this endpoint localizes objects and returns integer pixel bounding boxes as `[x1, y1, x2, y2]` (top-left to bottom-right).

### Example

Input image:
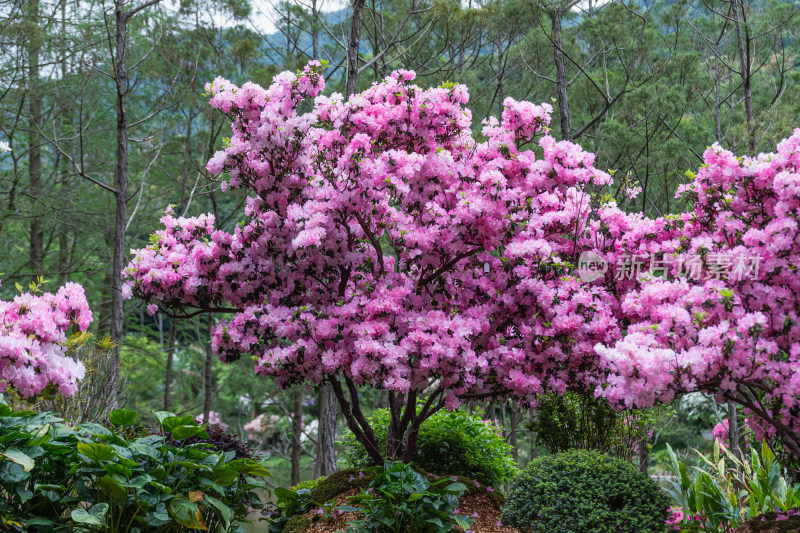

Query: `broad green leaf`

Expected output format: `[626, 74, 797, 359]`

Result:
[109, 409, 138, 428]
[161, 415, 195, 432]
[1, 447, 34, 471]
[77, 442, 115, 462]
[204, 493, 233, 529]
[99, 475, 128, 505]
[71, 503, 109, 526]
[169, 496, 209, 531]
[152, 411, 176, 425]
[227, 458, 270, 477]
[170, 425, 206, 441]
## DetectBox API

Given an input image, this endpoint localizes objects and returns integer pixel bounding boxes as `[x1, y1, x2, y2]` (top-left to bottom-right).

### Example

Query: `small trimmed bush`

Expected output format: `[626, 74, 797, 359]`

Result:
[340, 408, 517, 486]
[501, 449, 669, 533]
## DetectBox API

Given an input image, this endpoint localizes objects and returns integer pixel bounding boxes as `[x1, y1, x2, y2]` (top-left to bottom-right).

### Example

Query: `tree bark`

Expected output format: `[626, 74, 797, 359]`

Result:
[314, 383, 338, 476]
[164, 318, 177, 411]
[26, 0, 43, 279]
[551, 8, 572, 141]
[345, 0, 366, 98]
[108, 0, 130, 409]
[291, 387, 303, 486]
[728, 401, 741, 460]
[731, 0, 754, 153]
[638, 436, 649, 474]
[203, 315, 214, 423]
[311, 0, 319, 59]
[510, 404, 519, 462]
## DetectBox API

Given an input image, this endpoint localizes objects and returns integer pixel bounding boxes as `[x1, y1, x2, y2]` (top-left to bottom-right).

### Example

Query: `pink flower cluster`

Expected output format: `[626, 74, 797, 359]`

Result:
[195, 410, 228, 431]
[713, 419, 729, 445]
[243, 412, 279, 440]
[0, 282, 91, 397]
[123, 62, 800, 457]
[597, 133, 800, 456]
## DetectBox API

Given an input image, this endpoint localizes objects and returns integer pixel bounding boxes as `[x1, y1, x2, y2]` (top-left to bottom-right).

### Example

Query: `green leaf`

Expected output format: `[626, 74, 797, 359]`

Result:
[99, 475, 128, 505]
[1, 447, 34, 471]
[77, 442, 116, 462]
[170, 425, 206, 441]
[204, 493, 233, 529]
[152, 411, 177, 425]
[71, 503, 109, 526]
[227, 458, 271, 477]
[169, 496, 209, 530]
[161, 415, 196, 432]
[109, 409, 137, 428]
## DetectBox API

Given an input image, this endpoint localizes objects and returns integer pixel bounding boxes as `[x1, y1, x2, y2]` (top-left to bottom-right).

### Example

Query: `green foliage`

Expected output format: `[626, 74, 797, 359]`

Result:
[501, 449, 670, 533]
[0, 402, 271, 532]
[664, 441, 800, 532]
[340, 408, 517, 486]
[337, 461, 474, 533]
[529, 391, 654, 461]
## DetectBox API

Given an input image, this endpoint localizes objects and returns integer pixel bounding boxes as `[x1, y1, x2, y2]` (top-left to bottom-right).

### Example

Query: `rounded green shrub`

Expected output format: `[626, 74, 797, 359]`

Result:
[340, 408, 517, 487]
[501, 449, 669, 533]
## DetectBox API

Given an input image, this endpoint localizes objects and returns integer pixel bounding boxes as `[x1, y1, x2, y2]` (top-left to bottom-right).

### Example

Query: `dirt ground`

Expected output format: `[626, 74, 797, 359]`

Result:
[300, 488, 523, 533]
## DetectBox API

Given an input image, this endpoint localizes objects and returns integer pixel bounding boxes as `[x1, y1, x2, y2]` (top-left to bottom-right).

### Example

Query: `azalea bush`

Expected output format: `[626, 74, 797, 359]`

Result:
[0, 278, 91, 399]
[123, 61, 800, 466]
[0, 402, 271, 532]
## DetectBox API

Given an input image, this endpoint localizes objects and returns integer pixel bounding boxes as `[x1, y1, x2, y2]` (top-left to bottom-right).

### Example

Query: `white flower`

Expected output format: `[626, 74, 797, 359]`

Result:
[0, 141, 10, 153]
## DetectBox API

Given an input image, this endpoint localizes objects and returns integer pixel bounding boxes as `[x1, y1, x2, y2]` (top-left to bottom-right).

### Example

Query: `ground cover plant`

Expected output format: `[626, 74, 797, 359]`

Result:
[0, 402, 271, 532]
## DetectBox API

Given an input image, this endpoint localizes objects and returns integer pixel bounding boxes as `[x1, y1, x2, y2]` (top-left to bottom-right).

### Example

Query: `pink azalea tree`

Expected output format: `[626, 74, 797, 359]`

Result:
[0, 280, 92, 398]
[124, 62, 800, 465]
[595, 134, 800, 461]
[123, 63, 628, 463]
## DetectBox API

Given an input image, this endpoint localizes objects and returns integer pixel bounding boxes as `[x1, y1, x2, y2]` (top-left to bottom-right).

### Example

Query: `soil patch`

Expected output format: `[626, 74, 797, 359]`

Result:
[292, 489, 522, 533]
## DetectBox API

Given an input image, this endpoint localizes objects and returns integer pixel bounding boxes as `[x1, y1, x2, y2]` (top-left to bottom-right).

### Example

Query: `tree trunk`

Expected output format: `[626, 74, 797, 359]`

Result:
[26, 0, 43, 279]
[345, 0, 366, 98]
[109, 0, 130, 409]
[714, 45, 722, 144]
[314, 383, 337, 476]
[731, 0, 754, 153]
[728, 401, 741, 460]
[164, 318, 177, 411]
[203, 316, 214, 423]
[510, 404, 519, 461]
[311, 0, 319, 59]
[551, 8, 572, 141]
[638, 436, 649, 474]
[291, 387, 303, 486]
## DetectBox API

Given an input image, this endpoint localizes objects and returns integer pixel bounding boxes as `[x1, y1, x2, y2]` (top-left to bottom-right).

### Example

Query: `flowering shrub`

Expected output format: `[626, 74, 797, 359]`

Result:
[0, 279, 91, 398]
[595, 134, 800, 462]
[244, 412, 280, 440]
[196, 410, 229, 431]
[123, 61, 800, 464]
[501, 449, 670, 533]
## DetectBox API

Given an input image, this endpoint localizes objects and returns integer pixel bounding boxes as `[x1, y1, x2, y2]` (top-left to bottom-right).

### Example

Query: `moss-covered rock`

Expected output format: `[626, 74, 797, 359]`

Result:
[307, 468, 376, 504]
[282, 515, 311, 533]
